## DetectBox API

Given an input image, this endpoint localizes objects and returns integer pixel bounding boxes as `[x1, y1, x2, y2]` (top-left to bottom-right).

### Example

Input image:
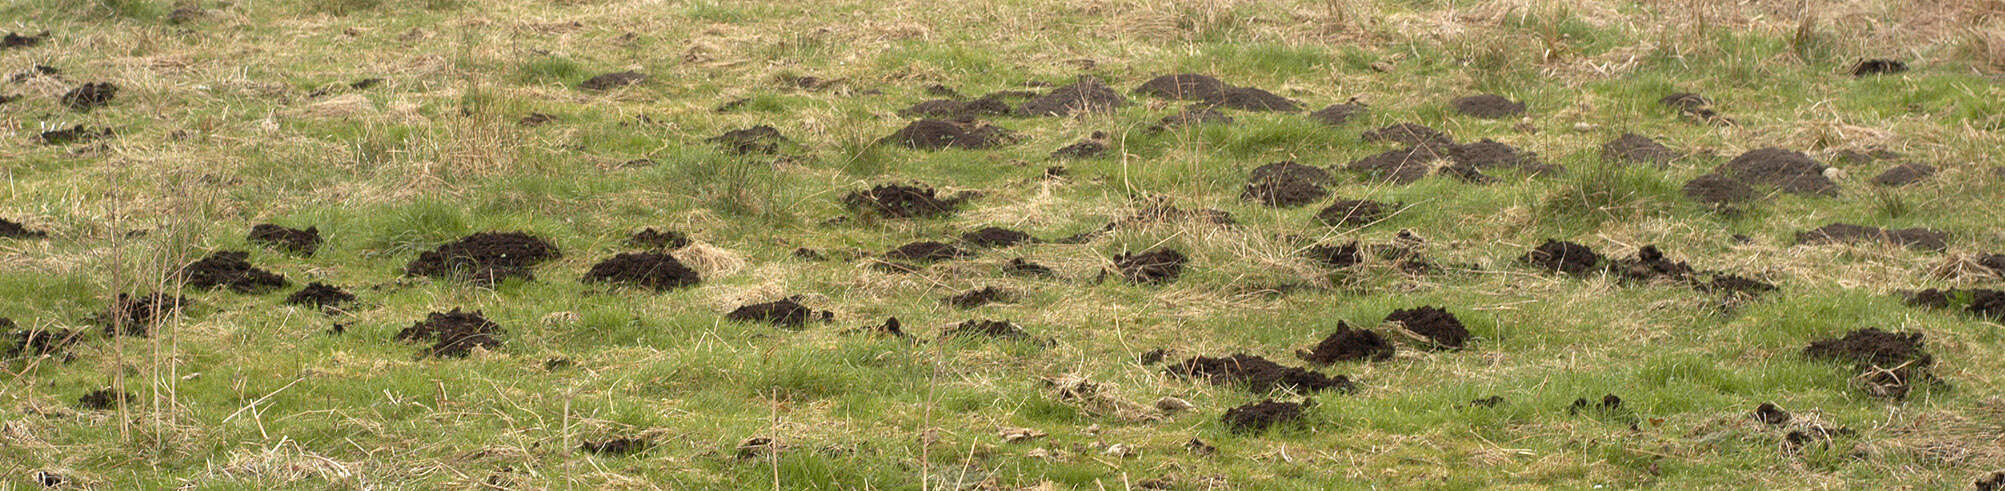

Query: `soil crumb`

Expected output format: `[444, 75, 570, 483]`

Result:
[583, 252, 701, 291]
[406, 232, 561, 284]
[885, 118, 1015, 150]
[1386, 306, 1468, 349]
[1133, 73, 1227, 100]
[1221, 399, 1305, 433]
[1299, 321, 1394, 363]
[0, 217, 48, 239]
[284, 282, 355, 309]
[1018, 77, 1124, 116]
[1715, 148, 1837, 196]
[1851, 59, 1907, 77]
[1796, 223, 1947, 252]
[1309, 102, 1367, 126]
[1170, 353, 1354, 393]
[628, 228, 690, 249]
[1601, 133, 1679, 164]
[395, 308, 504, 358]
[1305, 241, 1362, 268]
[580, 71, 647, 90]
[961, 227, 1032, 248]
[248, 224, 321, 255]
[1870, 163, 1935, 187]
[843, 184, 963, 219]
[726, 298, 831, 327]
[1522, 240, 1603, 275]
[60, 82, 117, 111]
[1114, 248, 1187, 284]
[181, 251, 288, 293]
[1450, 94, 1525, 118]
[945, 287, 1010, 309]
[1315, 199, 1390, 227]
[706, 125, 791, 154]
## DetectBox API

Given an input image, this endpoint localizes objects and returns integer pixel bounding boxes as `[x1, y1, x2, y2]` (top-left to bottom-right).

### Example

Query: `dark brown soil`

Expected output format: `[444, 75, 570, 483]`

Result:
[395, 308, 504, 358]
[1151, 105, 1232, 130]
[2, 31, 47, 49]
[1796, 223, 1948, 251]
[1805, 328, 1928, 367]
[1612, 245, 1694, 281]
[1309, 102, 1367, 126]
[1450, 94, 1525, 118]
[78, 389, 125, 410]
[1753, 402, 1791, 425]
[1249, 161, 1332, 185]
[1870, 163, 1935, 187]
[0, 217, 47, 239]
[1050, 132, 1108, 159]
[98, 293, 187, 337]
[1315, 199, 1389, 227]
[1693, 273, 1775, 297]
[886, 241, 967, 262]
[628, 228, 690, 249]
[941, 319, 1036, 342]
[726, 298, 831, 327]
[1969, 290, 2005, 319]
[885, 118, 1015, 150]
[1659, 92, 1711, 112]
[843, 184, 963, 219]
[1116, 200, 1236, 228]
[580, 71, 646, 90]
[898, 95, 1012, 119]
[1221, 399, 1305, 433]
[583, 252, 701, 291]
[1003, 258, 1056, 277]
[1170, 353, 1354, 393]
[1133, 73, 1227, 100]
[1386, 306, 1468, 349]
[1437, 162, 1497, 183]
[406, 232, 561, 284]
[1305, 241, 1362, 268]
[1114, 248, 1187, 283]
[1682, 173, 1757, 205]
[1018, 77, 1125, 116]
[1716, 148, 1837, 196]
[580, 437, 650, 456]
[863, 317, 906, 337]
[1450, 139, 1548, 173]
[39, 125, 112, 145]
[1362, 123, 1452, 147]
[248, 224, 320, 255]
[1568, 395, 1625, 415]
[1601, 133, 1679, 165]
[706, 125, 790, 154]
[283, 282, 355, 309]
[1522, 240, 1603, 275]
[181, 251, 288, 293]
[1851, 59, 1907, 77]
[961, 227, 1032, 248]
[60, 82, 117, 111]
[1243, 172, 1329, 208]
[1299, 321, 1394, 364]
[1979, 254, 2005, 277]
[1978, 471, 2005, 491]
[1206, 86, 1301, 112]
[8, 64, 58, 83]
[945, 287, 1009, 308]
[5, 323, 81, 358]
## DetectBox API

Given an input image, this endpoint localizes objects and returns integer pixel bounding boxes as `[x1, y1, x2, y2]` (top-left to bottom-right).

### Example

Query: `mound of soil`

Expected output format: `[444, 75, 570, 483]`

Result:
[1450, 139, 1547, 173]
[1017, 77, 1124, 116]
[39, 125, 112, 145]
[1682, 173, 1756, 205]
[396, 308, 503, 358]
[1172, 353, 1353, 393]
[78, 389, 125, 411]
[1386, 306, 1468, 349]
[961, 227, 1032, 248]
[1805, 328, 1928, 367]
[1114, 248, 1187, 284]
[1207, 86, 1300, 112]
[1116, 201, 1236, 228]
[726, 298, 830, 327]
[1362, 123, 1451, 147]
[1133, 73, 1227, 100]
[1050, 132, 1107, 159]
[580, 71, 647, 90]
[1315, 199, 1389, 227]
[1659, 92, 1711, 112]
[5, 325, 81, 358]
[1309, 102, 1367, 126]
[1601, 133, 1679, 165]
[0, 218, 47, 239]
[1716, 148, 1837, 196]
[1249, 161, 1332, 185]
[1151, 105, 1232, 130]
[1305, 241, 1362, 268]
[1522, 240, 1603, 275]
[1003, 258, 1056, 277]
[1970, 290, 2005, 319]
[885, 118, 1014, 150]
[1753, 402, 1791, 425]
[1450, 94, 1525, 119]
[941, 319, 1036, 342]
[580, 437, 650, 456]
[945, 287, 1009, 308]
[1796, 223, 1947, 252]
[583, 252, 701, 291]
[60, 82, 117, 111]
[628, 228, 690, 249]
[1243, 174, 1328, 207]
[181, 251, 288, 293]
[1221, 399, 1305, 433]
[283, 282, 355, 309]
[886, 241, 967, 262]
[406, 232, 561, 284]
[1851, 59, 1907, 77]
[1870, 163, 1935, 187]
[706, 125, 790, 154]
[1980, 254, 2005, 277]
[1693, 273, 1775, 297]
[2, 31, 47, 49]
[1300, 321, 1394, 364]
[1612, 245, 1694, 281]
[898, 95, 1012, 119]
[248, 224, 320, 255]
[98, 293, 187, 337]
[1437, 162, 1497, 183]
[845, 183, 964, 219]
[1346, 147, 1439, 184]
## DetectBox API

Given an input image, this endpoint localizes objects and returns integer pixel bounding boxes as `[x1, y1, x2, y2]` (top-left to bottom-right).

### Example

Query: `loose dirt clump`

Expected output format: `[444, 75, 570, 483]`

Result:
[1003, 258, 1056, 277]
[1170, 353, 1354, 393]
[1221, 399, 1305, 433]
[961, 227, 1032, 248]
[941, 319, 1037, 342]
[248, 224, 321, 255]
[60, 82, 117, 111]
[580, 437, 650, 456]
[1804, 328, 1936, 398]
[78, 389, 125, 411]
[1753, 402, 1791, 425]
[945, 287, 1010, 308]
[0, 217, 48, 238]
[396, 308, 504, 358]
[284, 282, 355, 309]
[580, 71, 646, 90]
[1309, 101, 1367, 126]
[98, 293, 188, 337]
[2, 31, 48, 49]
[1114, 248, 1187, 284]
[1522, 240, 1603, 275]
[1346, 147, 1439, 184]
[1870, 163, 1935, 187]
[1450, 94, 1525, 118]
[1362, 123, 1451, 147]
[1851, 59, 1907, 77]
[1133, 73, 1228, 100]
[898, 95, 1012, 119]
[406, 232, 561, 284]
[843, 184, 963, 219]
[1206, 86, 1300, 112]
[884, 118, 1014, 150]
[1305, 241, 1362, 268]
[1243, 172, 1329, 207]
[1682, 173, 1756, 206]
[1715, 148, 1837, 196]
[1017, 77, 1124, 116]
[1660, 92, 1711, 111]
[1151, 105, 1232, 130]
[1796, 223, 1947, 252]
[706, 125, 791, 154]
[1249, 161, 1332, 184]
[1315, 199, 1389, 227]
[1601, 133, 1679, 165]
[1450, 139, 1550, 174]
[39, 125, 112, 145]
[886, 241, 967, 262]
[1612, 245, 1695, 281]
[5, 323, 81, 359]
[1299, 321, 1394, 364]
[628, 228, 690, 249]
[726, 298, 830, 327]
[1050, 131, 1108, 159]
[1385, 306, 1468, 349]
[181, 251, 288, 293]
[582, 252, 701, 291]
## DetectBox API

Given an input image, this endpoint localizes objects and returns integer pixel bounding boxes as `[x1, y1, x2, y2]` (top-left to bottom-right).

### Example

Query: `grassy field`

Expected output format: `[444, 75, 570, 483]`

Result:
[4, 0, 2005, 487]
